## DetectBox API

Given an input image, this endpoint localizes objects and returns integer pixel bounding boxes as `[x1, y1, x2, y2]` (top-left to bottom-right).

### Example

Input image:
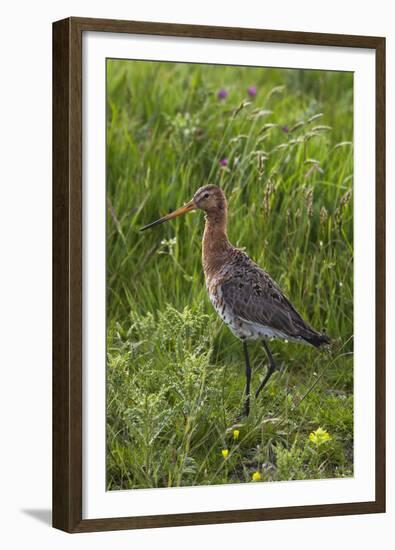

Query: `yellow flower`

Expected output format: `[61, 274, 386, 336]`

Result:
[221, 449, 229, 459]
[233, 429, 240, 441]
[252, 471, 261, 482]
[309, 427, 331, 446]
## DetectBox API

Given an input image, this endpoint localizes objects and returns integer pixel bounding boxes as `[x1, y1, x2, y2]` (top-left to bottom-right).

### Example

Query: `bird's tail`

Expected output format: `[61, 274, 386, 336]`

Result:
[302, 330, 331, 348]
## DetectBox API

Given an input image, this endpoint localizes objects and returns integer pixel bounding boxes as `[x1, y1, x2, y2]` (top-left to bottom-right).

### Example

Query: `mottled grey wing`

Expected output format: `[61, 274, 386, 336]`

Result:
[220, 266, 310, 339]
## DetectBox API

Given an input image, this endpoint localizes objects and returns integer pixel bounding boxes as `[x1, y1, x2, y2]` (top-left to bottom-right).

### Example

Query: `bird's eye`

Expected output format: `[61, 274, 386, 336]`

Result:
[204, 193, 209, 198]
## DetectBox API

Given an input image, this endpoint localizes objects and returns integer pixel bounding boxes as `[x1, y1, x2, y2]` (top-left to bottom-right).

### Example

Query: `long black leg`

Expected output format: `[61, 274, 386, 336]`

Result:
[243, 341, 251, 417]
[255, 340, 276, 399]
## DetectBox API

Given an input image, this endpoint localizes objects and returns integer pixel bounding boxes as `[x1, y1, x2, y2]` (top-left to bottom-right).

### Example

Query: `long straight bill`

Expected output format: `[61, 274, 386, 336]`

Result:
[139, 201, 195, 231]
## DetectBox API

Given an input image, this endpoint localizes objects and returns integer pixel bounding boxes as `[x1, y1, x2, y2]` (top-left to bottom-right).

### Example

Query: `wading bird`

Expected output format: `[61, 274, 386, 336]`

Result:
[140, 185, 329, 416]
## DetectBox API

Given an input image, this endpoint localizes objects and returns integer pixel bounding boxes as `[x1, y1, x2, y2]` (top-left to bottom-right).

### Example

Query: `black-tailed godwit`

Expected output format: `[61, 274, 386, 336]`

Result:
[141, 185, 330, 416]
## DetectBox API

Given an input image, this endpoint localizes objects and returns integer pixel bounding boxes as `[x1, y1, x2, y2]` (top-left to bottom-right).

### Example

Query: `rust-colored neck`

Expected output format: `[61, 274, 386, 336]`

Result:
[202, 207, 231, 281]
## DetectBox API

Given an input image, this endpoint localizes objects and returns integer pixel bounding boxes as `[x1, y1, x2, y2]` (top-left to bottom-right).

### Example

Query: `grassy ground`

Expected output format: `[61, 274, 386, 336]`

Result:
[106, 60, 354, 490]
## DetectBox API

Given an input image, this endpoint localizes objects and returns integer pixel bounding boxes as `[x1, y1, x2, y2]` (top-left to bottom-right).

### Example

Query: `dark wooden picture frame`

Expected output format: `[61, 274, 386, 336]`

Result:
[53, 17, 386, 533]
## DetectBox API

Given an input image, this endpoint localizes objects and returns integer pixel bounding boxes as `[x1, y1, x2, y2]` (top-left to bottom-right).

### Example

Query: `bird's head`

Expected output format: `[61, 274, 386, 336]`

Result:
[139, 185, 226, 231]
[192, 185, 226, 213]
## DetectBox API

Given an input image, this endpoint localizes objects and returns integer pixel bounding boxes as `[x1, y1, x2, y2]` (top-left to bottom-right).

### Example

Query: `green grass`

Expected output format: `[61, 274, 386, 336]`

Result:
[106, 60, 354, 490]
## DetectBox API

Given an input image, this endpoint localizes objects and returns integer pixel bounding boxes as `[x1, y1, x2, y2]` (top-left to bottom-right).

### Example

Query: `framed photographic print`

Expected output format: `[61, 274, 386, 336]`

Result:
[52, 17, 386, 533]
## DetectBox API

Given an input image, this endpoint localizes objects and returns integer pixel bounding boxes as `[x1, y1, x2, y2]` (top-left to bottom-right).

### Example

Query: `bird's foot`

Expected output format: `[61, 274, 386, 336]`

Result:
[236, 402, 250, 420]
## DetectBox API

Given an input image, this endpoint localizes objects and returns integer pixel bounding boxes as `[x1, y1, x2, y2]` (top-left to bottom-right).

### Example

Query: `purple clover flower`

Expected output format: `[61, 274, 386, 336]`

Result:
[247, 86, 257, 97]
[217, 88, 228, 100]
[281, 125, 290, 133]
[219, 158, 228, 167]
